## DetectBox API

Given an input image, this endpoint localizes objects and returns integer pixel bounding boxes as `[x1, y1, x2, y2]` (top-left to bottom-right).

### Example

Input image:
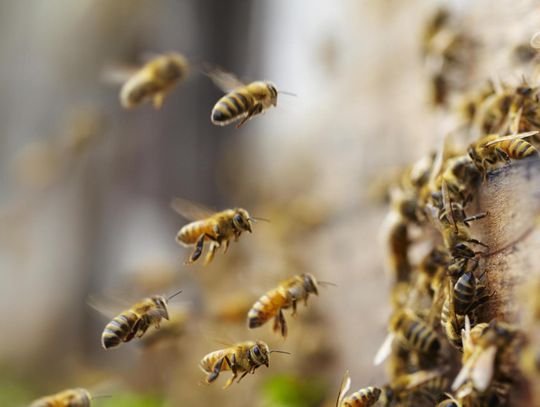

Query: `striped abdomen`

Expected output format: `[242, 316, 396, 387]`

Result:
[453, 271, 476, 315]
[200, 349, 230, 373]
[247, 288, 288, 328]
[341, 387, 382, 407]
[497, 138, 538, 159]
[30, 389, 91, 407]
[441, 298, 465, 349]
[211, 89, 254, 126]
[102, 311, 139, 349]
[177, 220, 213, 245]
[395, 313, 440, 355]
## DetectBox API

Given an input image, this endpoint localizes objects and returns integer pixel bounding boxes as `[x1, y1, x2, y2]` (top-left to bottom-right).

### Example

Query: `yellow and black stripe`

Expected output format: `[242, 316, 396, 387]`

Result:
[341, 387, 382, 407]
[441, 298, 464, 349]
[393, 311, 440, 355]
[501, 137, 538, 159]
[211, 89, 253, 125]
[101, 311, 138, 349]
[247, 289, 287, 328]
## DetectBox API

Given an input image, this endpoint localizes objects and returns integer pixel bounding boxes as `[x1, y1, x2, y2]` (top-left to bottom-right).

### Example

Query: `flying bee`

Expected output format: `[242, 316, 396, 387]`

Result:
[99, 289, 182, 349]
[335, 370, 381, 407]
[207, 68, 294, 128]
[200, 340, 289, 389]
[452, 319, 520, 394]
[30, 388, 94, 407]
[374, 309, 441, 366]
[467, 131, 539, 178]
[247, 273, 332, 337]
[119, 52, 189, 109]
[171, 198, 261, 264]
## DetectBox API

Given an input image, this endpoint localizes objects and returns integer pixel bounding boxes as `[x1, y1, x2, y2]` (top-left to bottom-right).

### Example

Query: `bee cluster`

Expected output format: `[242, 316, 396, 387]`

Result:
[372, 7, 540, 407]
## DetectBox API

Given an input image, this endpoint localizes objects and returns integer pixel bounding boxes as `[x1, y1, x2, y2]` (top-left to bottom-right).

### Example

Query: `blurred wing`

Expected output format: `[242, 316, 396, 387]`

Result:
[405, 367, 449, 390]
[483, 131, 539, 147]
[472, 346, 497, 392]
[171, 198, 216, 221]
[205, 67, 246, 93]
[336, 370, 351, 407]
[452, 354, 475, 391]
[100, 63, 139, 85]
[87, 295, 131, 320]
[374, 332, 395, 366]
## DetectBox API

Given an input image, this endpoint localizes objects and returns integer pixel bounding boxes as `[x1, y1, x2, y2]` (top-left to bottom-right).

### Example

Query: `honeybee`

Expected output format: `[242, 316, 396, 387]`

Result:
[100, 289, 182, 349]
[383, 212, 412, 284]
[30, 388, 92, 407]
[452, 319, 520, 395]
[120, 52, 189, 109]
[247, 273, 330, 337]
[467, 131, 539, 178]
[336, 370, 381, 407]
[207, 69, 292, 128]
[200, 340, 288, 389]
[172, 198, 258, 264]
[383, 368, 450, 405]
[375, 309, 441, 366]
[416, 246, 448, 298]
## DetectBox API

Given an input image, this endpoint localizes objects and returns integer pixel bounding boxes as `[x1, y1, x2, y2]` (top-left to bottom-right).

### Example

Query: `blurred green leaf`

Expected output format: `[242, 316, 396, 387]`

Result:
[261, 374, 327, 407]
[99, 392, 166, 407]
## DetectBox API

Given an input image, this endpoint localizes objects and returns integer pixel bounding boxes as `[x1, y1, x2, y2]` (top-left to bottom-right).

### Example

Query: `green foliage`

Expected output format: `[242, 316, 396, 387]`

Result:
[99, 393, 166, 407]
[261, 374, 327, 407]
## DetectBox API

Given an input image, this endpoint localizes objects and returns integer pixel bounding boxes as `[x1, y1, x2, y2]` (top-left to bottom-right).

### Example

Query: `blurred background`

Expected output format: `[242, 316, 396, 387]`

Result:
[1, 0, 539, 406]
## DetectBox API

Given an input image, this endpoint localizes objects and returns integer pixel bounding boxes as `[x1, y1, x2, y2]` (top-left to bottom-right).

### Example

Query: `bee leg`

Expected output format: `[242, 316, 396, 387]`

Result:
[189, 233, 217, 263]
[291, 300, 297, 316]
[464, 212, 488, 224]
[223, 356, 237, 389]
[204, 241, 220, 265]
[236, 104, 263, 128]
[136, 319, 151, 338]
[153, 93, 165, 109]
[223, 239, 230, 254]
[495, 148, 511, 165]
[279, 309, 288, 338]
[208, 356, 229, 384]
[467, 238, 489, 249]
[236, 371, 250, 383]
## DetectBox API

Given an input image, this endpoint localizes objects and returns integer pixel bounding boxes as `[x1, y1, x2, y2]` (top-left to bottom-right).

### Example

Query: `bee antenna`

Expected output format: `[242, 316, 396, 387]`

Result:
[279, 90, 297, 97]
[249, 216, 271, 223]
[167, 289, 183, 301]
[318, 280, 337, 287]
[269, 350, 291, 355]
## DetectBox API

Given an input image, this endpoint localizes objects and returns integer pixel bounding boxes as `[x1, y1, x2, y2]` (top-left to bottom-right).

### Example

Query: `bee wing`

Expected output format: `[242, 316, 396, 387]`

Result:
[204, 67, 246, 92]
[483, 131, 539, 147]
[404, 367, 449, 390]
[452, 354, 476, 391]
[374, 332, 395, 366]
[100, 63, 140, 85]
[87, 295, 132, 320]
[336, 370, 351, 407]
[441, 180, 458, 233]
[170, 198, 216, 221]
[471, 345, 497, 392]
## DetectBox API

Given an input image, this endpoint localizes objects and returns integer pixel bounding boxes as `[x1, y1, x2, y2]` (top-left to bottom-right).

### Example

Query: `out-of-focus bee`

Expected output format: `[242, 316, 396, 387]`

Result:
[119, 52, 189, 109]
[200, 340, 288, 389]
[512, 43, 538, 64]
[452, 319, 520, 396]
[247, 273, 329, 337]
[100, 289, 182, 349]
[467, 131, 539, 178]
[171, 198, 257, 265]
[436, 393, 462, 407]
[375, 309, 441, 366]
[207, 68, 292, 128]
[435, 155, 481, 207]
[416, 246, 448, 298]
[30, 388, 93, 407]
[382, 212, 412, 285]
[335, 370, 381, 407]
[382, 368, 450, 405]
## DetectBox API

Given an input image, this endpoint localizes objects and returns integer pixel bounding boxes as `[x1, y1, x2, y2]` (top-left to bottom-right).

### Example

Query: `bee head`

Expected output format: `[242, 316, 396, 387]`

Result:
[467, 145, 480, 165]
[265, 82, 278, 107]
[302, 273, 319, 295]
[251, 341, 270, 367]
[151, 295, 170, 320]
[74, 389, 92, 404]
[451, 242, 475, 259]
[233, 209, 252, 233]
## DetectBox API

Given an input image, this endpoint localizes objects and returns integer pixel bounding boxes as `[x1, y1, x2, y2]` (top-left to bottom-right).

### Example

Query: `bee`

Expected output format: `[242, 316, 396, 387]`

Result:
[120, 52, 189, 109]
[383, 368, 450, 405]
[208, 69, 292, 128]
[436, 394, 462, 407]
[30, 388, 92, 407]
[336, 370, 381, 407]
[416, 246, 448, 298]
[467, 131, 539, 178]
[375, 309, 441, 366]
[200, 340, 288, 389]
[452, 319, 520, 395]
[171, 198, 258, 264]
[247, 273, 330, 337]
[383, 212, 412, 284]
[100, 289, 182, 349]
